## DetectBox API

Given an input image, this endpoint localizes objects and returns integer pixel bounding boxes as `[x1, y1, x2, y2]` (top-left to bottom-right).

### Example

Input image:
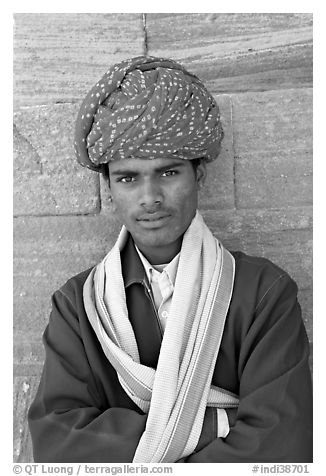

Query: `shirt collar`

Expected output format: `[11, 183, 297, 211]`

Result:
[120, 234, 147, 288]
[135, 245, 180, 287]
[120, 233, 180, 289]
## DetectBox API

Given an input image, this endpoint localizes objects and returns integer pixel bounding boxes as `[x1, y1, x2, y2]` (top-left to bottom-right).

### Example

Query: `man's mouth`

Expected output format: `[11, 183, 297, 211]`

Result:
[137, 213, 171, 222]
[136, 213, 171, 226]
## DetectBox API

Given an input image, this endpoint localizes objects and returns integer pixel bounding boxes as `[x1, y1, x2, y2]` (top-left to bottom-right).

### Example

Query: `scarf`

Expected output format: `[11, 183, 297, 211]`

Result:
[83, 212, 238, 462]
[74, 56, 224, 172]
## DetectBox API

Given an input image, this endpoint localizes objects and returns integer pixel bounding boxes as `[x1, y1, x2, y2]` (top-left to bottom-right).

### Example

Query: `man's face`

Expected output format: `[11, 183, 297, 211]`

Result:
[108, 157, 206, 263]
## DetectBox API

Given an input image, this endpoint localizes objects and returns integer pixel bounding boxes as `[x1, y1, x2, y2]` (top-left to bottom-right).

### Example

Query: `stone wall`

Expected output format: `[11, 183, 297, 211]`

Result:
[13, 13, 313, 462]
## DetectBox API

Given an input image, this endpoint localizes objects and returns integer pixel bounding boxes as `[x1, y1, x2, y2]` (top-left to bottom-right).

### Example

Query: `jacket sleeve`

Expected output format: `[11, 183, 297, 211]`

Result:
[184, 274, 313, 463]
[28, 288, 147, 463]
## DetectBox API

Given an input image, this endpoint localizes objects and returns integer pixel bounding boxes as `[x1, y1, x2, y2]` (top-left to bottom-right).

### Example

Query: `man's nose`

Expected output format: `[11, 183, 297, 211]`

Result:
[139, 180, 163, 209]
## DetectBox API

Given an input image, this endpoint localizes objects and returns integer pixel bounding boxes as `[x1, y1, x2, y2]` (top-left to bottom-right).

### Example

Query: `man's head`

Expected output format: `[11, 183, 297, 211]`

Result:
[104, 157, 206, 263]
[74, 56, 223, 261]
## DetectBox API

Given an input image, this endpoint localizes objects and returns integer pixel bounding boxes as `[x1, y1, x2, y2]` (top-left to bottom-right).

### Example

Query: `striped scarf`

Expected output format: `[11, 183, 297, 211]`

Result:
[83, 212, 238, 462]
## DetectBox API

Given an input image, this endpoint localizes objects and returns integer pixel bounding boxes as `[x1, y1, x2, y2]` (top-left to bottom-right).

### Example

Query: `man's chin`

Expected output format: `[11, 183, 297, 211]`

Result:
[131, 229, 180, 249]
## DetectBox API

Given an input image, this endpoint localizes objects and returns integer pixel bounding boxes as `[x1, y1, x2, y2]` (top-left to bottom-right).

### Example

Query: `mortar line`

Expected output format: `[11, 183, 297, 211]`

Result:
[230, 95, 237, 210]
[142, 13, 148, 56]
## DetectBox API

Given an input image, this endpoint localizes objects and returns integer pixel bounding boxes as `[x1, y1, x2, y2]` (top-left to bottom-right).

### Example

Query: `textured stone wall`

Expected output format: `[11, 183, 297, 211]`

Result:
[13, 13, 313, 462]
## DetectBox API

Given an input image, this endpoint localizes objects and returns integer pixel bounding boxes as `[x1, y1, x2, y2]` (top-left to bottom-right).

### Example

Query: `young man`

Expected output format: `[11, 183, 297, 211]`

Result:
[28, 56, 312, 463]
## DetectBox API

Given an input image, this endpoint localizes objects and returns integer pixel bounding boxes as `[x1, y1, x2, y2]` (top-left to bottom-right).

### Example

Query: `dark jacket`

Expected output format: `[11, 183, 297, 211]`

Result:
[28, 236, 313, 462]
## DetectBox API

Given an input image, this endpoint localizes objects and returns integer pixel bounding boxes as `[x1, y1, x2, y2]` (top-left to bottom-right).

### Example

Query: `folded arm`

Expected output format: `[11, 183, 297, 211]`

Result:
[183, 275, 313, 462]
[28, 290, 147, 463]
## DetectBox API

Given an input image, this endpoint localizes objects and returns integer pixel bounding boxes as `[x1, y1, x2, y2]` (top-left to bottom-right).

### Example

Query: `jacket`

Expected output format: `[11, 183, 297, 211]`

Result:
[28, 235, 313, 462]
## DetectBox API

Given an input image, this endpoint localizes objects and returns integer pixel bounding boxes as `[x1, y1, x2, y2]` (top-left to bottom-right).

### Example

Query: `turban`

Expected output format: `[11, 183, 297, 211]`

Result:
[74, 56, 224, 172]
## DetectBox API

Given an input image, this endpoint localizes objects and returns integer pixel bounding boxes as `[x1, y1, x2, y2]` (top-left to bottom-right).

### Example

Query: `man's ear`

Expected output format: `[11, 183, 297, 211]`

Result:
[196, 161, 207, 190]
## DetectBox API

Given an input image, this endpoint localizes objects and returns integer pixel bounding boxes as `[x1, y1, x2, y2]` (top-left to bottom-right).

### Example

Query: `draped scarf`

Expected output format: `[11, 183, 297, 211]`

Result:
[83, 212, 238, 462]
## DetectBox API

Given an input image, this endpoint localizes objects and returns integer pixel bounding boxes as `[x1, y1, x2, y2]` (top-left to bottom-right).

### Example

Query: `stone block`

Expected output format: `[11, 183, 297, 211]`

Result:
[231, 89, 312, 208]
[13, 214, 120, 286]
[14, 339, 44, 377]
[235, 150, 312, 208]
[145, 13, 313, 93]
[232, 89, 312, 153]
[146, 13, 312, 49]
[204, 206, 312, 236]
[13, 376, 39, 462]
[13, 214, 120, 366]
[203, 208, 312, 343]
[198, 95, 235, 209]
[13, 104, 100, 215]
[202, 207, 312, 290]
[14, 13, 145, 107]
[298, 289, 313, 341]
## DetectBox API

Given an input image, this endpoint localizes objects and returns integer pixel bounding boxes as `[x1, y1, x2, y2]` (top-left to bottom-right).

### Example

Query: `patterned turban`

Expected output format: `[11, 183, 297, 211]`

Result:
[74, 56, 224, 172]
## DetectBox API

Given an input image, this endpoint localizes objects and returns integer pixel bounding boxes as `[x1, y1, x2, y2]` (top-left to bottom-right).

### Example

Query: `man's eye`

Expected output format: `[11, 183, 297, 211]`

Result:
[161, 170, 177, 177]
[118, 176, 135, 183]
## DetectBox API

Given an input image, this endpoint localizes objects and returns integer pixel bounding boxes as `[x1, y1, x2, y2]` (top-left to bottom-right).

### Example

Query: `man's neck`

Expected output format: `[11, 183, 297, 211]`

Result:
[133, 238, 183, 265]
